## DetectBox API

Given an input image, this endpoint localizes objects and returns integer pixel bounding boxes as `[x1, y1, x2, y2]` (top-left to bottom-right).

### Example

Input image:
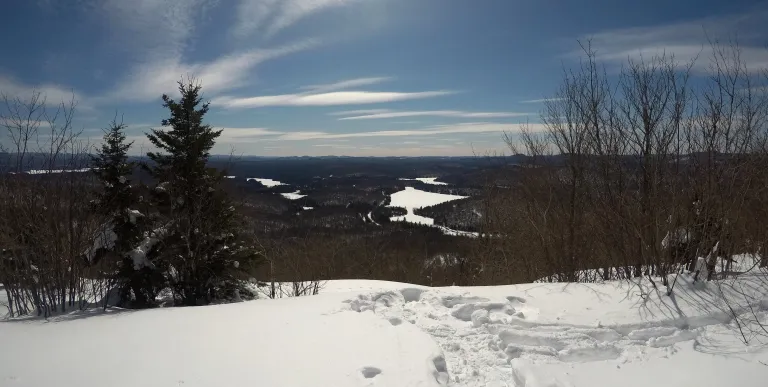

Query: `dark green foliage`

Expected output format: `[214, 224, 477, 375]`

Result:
[91, 120, 159, 308]
[145, 79, 261, 306]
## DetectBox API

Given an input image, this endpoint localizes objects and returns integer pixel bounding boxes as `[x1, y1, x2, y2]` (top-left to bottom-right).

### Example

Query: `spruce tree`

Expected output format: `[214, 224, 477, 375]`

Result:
[91, 120, 158, 307]
[146, 78, 260, 306]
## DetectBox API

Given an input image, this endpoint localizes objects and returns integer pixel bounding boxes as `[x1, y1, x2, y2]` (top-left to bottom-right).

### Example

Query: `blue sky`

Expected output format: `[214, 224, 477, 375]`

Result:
[1, 0, 767, 156]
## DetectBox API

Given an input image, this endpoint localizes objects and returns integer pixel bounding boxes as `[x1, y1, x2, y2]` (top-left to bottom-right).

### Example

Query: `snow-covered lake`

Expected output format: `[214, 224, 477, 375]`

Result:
[245, 177, 284, 187]
[399, 177, 449, 185]
[388, 186, 466, 226]
[281, 190, 306, 200]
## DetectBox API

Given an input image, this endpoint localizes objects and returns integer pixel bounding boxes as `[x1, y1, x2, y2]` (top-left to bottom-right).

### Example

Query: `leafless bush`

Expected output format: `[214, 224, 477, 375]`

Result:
[484, 39, 768, 288]
[0, 90, 105, 317]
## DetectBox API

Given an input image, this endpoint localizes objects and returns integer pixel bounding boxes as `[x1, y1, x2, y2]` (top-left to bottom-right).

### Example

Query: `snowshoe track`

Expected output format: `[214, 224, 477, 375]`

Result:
[344, 288, 705, 386]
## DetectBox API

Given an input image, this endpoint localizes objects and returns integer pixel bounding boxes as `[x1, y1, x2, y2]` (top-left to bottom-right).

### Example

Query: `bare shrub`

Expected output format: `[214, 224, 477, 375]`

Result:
[485, 39, 768, 289]
[0, 91, 104, 317]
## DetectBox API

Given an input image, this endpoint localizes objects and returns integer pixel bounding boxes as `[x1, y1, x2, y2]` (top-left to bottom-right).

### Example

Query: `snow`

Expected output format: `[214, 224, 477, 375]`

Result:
[128, 209, 144, 224]
[400, 177, 449, 185]
[245, 177, 284, 187]
[281, 190, 306, 200]
[24, 168, 92, 174]
[2, 259, 768, 387]
[0, 290, 445, 387]
[84, 226, 117, 262]
[388, 186, 466, 226]
[661, 227, 691, 248]
[130, 227, 166, 270]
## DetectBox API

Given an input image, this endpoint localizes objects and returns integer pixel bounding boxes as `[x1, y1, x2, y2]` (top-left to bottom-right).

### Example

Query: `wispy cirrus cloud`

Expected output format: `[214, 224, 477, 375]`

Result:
[81, 0, 320, 105]
[206, 122, 540, 143]
[0, 76, 82, 107]
[233, 0, 362, 39]
[271, 122, 542, 141]
[332, 109, 529, 120]
[577, 8, 768, 72]
[214, 91, 455, 108]
[213, 77, 454, 108]
[520, 98, 564, 104]
[300, 77, 392, 93]
[328, 109, 391, 116]
[93, 0, 219, 62]
[102, 40, 319, 103]
[220, 127, 285, 139]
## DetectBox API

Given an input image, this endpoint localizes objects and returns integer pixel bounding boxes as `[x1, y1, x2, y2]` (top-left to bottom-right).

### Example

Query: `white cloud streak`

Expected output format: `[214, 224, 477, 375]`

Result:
[103, 40, 318, 103]
[328, 109, 391, 116]
[272, 122, 542, 140]
[88, 0, 320, 105]
[520, 98, 564, 104]
[335, 110, 530, 120]
[219, 127, 285, 140]
[214, 90, 455, 108]
[301, 77, 392, 93]
[206, 122, 542, 145]
[0, 76, 82, 107]
[578, 9, 768, 72]
[234, 0, 361, 39]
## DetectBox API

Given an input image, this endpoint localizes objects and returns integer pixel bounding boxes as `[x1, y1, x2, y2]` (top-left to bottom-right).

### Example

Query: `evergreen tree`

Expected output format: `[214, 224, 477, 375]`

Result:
[91, 120, 158, 307]
[146, 78, 260, 306]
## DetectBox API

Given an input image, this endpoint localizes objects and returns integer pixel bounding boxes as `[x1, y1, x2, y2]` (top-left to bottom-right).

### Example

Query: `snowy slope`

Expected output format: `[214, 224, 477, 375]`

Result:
[342, 272, 768, 387]
[0, 291, 445, 387]
[2, 269, 768, 387]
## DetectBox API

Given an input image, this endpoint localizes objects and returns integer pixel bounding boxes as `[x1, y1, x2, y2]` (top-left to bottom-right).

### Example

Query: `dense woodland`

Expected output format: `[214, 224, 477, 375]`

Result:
[1, 40, 768, 318]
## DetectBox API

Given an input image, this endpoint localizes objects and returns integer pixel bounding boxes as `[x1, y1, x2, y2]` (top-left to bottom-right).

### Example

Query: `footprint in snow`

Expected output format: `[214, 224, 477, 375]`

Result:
[360, 367, 382, 379]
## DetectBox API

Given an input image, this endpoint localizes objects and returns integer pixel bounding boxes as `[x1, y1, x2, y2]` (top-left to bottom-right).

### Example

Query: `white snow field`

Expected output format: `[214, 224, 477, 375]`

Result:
[400, 177, 449, 185]
[281, 190, 307, 200]
[245, 177, 284, 187]
[2, 266, 768, 386]
[20, 168, 92, 174]
[389, 186, 466, 225]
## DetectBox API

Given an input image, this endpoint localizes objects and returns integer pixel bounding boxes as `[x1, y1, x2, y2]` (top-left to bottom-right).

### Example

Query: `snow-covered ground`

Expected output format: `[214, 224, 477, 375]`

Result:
[388, 186, 466, 225]
[400, 177, 449, 185]
[2, 265, 768, 386]
[19, 168, 92, 174]
[281, 190, 306, 200]
[245, 177, 284, 187]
